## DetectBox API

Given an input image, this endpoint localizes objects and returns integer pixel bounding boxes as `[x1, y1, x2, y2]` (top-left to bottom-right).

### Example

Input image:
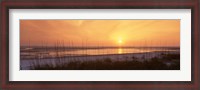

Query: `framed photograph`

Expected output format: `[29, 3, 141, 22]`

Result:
[1, 0, 199, 89]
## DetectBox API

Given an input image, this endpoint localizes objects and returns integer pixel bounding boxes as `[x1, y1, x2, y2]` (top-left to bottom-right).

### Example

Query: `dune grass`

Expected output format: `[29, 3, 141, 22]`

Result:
[31, 53, 180, 70]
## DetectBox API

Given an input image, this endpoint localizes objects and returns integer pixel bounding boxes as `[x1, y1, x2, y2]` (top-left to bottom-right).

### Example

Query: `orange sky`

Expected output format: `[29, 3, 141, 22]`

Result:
[20, 20, 180, 47]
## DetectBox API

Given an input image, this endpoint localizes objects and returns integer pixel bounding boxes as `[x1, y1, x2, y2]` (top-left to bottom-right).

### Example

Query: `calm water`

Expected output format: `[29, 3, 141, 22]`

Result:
[21, 47, 179, 58]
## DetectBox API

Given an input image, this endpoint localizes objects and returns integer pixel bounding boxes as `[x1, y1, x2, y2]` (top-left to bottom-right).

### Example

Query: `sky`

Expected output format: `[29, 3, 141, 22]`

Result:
[20, 20, 180, 47]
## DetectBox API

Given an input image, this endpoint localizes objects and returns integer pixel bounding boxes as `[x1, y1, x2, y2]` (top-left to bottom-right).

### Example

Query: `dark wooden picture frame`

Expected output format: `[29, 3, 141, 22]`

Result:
[0, 0, 199, 90]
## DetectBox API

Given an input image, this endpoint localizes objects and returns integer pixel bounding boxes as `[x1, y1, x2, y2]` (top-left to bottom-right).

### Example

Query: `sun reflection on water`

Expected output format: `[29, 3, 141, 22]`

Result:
[118, 48, 123, 54]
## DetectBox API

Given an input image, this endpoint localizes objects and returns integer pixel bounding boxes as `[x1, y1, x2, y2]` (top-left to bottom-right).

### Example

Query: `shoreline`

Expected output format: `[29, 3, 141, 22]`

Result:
[21, 50, 179, 60]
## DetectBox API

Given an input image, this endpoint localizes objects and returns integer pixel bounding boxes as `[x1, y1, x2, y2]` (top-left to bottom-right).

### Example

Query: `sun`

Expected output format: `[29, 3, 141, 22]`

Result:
[115, 37, 125, 46]
[118, 39, 122, 44]
[117, 38, 123, 45]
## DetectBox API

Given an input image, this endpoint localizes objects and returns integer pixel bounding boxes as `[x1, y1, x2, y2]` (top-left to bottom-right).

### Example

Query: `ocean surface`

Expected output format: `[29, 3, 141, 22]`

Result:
[20, 46, 179, 59]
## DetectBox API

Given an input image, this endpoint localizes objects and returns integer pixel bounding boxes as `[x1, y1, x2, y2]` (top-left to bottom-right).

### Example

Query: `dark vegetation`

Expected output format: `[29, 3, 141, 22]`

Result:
[31, 53, 180, 70]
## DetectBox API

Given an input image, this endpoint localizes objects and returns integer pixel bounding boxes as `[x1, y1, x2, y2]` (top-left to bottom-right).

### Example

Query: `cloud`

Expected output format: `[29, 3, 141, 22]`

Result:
[20, 20, 180, 46]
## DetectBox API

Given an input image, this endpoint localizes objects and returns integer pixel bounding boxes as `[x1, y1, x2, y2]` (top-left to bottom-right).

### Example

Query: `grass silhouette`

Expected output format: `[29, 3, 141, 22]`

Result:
[31, 53, 180, 70]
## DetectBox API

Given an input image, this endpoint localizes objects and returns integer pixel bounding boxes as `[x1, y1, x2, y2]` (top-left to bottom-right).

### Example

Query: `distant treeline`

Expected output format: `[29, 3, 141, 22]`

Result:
[20, 46, 180, 53]
[21, 46, 180, 49]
